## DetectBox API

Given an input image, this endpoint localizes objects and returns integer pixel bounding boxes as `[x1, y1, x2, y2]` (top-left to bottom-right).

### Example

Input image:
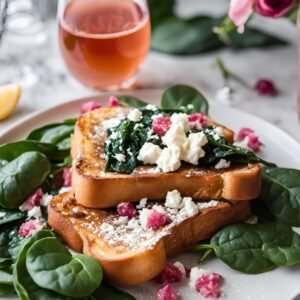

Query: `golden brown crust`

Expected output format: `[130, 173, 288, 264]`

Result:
[72, 107, 261, 208]
[48, 192, 251, 286]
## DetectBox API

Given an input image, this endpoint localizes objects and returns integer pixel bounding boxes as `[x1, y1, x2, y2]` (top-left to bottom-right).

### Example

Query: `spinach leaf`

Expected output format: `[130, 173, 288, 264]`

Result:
[0, 160, 7, 168]
[148, 0, 175, 29]
[26, 237, 102, 298]
[0, 140, 68, 162]
[0, 260, 13, 274]
[13, 232, 67, 300]
[63, 118, 77, 125]
[0, 208, 25, 225]
[118, 95, 148, 108]
[0, 152, 51, 209]
[261, 167, 300, 226]
[90, 284, 135, 300]
[250, 199, 276, 223]
[105, 117, 152, 173]
[211, 223, 276, 274]
[227, 27, 287, 49]
[262, 231, 300, 266]
[210, 223, 300, 274]
[27, 123, 74, 150]
[151, 15, 286, 55]
[151, 16, 222, 55]
[0, 280, 15, 296]
[161, 84, 209, 114]
[10, 230, 56, 262]
[0, 224, 22, 260]
[200, 128, 275, 167]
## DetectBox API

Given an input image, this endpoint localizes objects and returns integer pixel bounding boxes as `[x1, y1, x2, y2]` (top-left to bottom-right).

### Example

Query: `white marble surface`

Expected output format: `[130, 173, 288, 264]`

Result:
[0, 0, 299, 141]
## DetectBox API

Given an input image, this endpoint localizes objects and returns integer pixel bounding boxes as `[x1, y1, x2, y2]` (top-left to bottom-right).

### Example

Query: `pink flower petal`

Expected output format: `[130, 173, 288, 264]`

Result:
[63, 167, 72, 187]
[188, 113, 207, 129]
[146, 209, 170, 230]
[19, 219, 44, 238]
[195, 273, 223, 299]
[117, 202, 136, 219]
[19, 188, 43, 212]
[156, 284, 177, 300]
[229, 0, 254, 33]
[255, 0, 295, 18]
[154, 264, 183, 284]
[152, 116, 171, 136]
[108, 96, 120, 107]
[237, 127, 254, 141]
[255, 79, 277, 96]
[80, 101, 101, 114]
[237, 127, 262, 152]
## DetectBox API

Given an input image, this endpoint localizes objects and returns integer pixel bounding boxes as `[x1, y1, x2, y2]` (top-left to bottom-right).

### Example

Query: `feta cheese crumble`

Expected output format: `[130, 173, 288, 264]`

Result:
[127, 109, 142, 122]
[182, 132, 207, 165]
[141, 113, 208, 172]
[136, 198, 148, 209]
[181, 197, 199, 217]
[145, 104, 158, 111]
[156, 145, 181, 173]
[115, 153, 126, 162]
[165, 190, 182, 209]
[215, 159, 231, 169]
[138, 143, 162, 164]
[27, 206, 42, 219]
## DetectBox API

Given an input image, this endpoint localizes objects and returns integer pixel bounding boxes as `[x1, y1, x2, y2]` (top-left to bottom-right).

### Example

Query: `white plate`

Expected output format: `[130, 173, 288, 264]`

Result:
[1, 89, 300, 300]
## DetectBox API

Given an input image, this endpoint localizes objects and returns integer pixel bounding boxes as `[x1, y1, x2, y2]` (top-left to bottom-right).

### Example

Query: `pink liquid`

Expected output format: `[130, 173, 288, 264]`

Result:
[59, 0, 151, 88]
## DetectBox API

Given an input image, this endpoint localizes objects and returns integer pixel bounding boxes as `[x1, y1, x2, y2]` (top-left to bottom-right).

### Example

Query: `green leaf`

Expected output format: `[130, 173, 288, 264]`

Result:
[151, 16, 222, 55]
[161, 84, 209, 114]
[227, 27, 287, 49]
[250, 199, 276, 223]
[0, 140, 68, 162]
[148, 0, 175, 29]
[0, 224, 21, 260]
[210, 223, 300, 274]
[0, 280, 15, 296]
[211, 223, 277, 274]
[0, 152, 51, 209]
[26, 237, 102, 298]
[27, 124, 74, 146]
[262, 231, 300, 266]
[118, 95, 148, 108]
[261, 167, 300, 226]
[13, 233, 68, 300]
[90, 284, 135, 300]
[0, 208, 25, 225]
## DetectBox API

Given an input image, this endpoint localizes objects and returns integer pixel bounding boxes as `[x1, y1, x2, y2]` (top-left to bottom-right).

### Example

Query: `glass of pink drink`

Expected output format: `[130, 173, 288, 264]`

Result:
[58, 0, 151, 89]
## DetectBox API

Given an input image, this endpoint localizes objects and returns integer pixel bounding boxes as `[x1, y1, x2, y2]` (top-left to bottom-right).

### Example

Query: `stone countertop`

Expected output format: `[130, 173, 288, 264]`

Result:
[0, 0, 299, 141]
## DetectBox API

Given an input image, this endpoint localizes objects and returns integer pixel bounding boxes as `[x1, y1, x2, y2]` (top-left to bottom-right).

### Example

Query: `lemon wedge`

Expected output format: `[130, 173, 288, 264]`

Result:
[0, 84, 21, 121]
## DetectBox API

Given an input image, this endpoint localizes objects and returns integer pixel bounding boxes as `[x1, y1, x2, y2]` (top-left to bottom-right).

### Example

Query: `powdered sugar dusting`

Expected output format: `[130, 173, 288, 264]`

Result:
[63, 191, 220, 253]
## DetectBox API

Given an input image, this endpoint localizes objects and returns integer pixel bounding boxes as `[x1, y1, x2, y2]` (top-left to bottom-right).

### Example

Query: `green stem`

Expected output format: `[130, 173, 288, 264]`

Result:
[199, 248, 214, 263]
[190, 243, 213, 251]
[215, 58, 251, 89]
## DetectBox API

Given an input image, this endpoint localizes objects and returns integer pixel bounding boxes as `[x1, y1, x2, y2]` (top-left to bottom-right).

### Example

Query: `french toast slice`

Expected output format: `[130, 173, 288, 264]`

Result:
[48, 192, 251, 286]
[72, 107, 261, 208]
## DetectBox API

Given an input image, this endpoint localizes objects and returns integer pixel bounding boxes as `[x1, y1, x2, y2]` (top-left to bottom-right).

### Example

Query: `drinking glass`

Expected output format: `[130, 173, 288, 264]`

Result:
[0, 0, 47, 86]
[58, 0, 151, 90]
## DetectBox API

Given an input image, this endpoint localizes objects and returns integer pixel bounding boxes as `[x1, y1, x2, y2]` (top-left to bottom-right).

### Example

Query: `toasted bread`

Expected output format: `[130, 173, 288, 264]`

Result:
[72, 107, 261, 208]
[48, 192, 251, 286]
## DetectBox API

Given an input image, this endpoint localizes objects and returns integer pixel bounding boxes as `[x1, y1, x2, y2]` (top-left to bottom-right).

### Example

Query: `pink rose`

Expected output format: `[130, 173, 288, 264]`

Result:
[229, 0, 255, 33]
[255, 0, 295, 18]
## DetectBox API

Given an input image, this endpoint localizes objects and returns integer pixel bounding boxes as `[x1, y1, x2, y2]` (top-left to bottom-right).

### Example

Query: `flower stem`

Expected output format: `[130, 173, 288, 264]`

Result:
[215, 57, 251, 89]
